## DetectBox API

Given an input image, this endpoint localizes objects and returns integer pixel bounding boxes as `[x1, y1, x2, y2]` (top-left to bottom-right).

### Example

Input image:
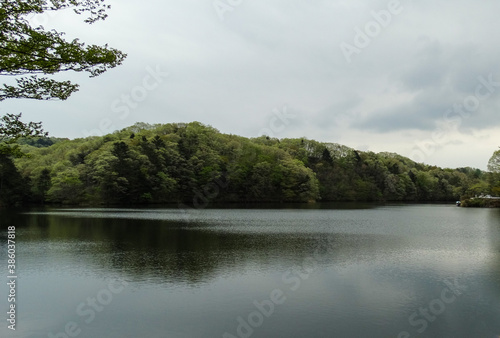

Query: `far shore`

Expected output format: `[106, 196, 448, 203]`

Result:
[461, 197, 500, 208]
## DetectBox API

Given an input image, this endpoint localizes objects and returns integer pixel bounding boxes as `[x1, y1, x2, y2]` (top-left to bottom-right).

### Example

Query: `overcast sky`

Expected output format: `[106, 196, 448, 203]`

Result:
[4, 0, 500, 169]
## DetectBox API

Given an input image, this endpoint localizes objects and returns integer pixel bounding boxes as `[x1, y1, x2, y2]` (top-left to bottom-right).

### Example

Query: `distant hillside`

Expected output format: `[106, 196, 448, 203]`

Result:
[2, 121, 494, 206]
[16, 136, 69, 148]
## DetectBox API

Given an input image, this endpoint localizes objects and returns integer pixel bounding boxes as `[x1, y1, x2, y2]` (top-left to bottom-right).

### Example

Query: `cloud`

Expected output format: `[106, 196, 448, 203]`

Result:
[3, 0, 500, 169]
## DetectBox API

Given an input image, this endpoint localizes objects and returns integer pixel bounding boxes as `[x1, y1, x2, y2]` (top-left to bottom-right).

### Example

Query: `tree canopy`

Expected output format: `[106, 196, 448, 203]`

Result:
[488, 148, 500, 173]
[6, 121, 494, 206]
[0, 112, 46, 156]
[0, 0, 126, 159]
[488, 148, 500, 196]
[0, 0, 126, 101]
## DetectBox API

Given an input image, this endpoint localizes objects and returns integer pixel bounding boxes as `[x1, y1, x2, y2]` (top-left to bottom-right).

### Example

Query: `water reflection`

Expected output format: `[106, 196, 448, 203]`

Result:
[1, 205, 500, 337]
[11, 208, 421, 285]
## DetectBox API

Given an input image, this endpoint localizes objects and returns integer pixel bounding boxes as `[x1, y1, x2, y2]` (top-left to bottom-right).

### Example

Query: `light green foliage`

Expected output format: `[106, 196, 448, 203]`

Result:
[466, 181, 489, 197]
[47, 167, 83, 203]
[8, 122, 493, 205]
[0, 1, 125, 203]
[278, 158, 319, 202]
[0, 0, 124, 160]
[488, 149, 500, 173]
[488, 148, 500, 195]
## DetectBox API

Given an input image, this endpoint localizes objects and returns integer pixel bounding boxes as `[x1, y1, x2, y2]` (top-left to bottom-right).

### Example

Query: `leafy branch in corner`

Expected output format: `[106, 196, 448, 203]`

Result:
[0, 0, 127, 101]
[0, 113, 47, 157]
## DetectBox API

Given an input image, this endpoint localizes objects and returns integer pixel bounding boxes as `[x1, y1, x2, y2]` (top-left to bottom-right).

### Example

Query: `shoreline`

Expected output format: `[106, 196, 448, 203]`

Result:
[460, 198, 500, 208]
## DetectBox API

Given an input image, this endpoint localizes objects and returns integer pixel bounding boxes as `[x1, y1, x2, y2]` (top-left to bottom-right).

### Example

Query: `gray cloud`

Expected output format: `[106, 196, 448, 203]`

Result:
[3, 0, 500, 169]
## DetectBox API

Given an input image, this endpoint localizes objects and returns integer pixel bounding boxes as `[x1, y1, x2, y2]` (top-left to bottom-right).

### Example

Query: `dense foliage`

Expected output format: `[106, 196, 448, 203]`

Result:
[487, 148, 500, 197]
[461, 198, 500, 208]
[2, 122, 494, 206]
[1, 0, 125, 160]
[0, 113, 47, 157]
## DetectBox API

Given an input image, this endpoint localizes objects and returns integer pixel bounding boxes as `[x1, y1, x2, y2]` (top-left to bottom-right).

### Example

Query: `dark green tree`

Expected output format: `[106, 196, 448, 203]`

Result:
[321, 147, 334, 165]
[34, 168, 51, 203]
[9, 121, 492, 205]
[0, 1, 126, 203]
[0, 154, 27, 205]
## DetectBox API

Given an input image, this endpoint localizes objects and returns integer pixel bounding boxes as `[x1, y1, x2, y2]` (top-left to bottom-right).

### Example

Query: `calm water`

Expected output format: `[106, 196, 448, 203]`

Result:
[1, 204, 500, 338]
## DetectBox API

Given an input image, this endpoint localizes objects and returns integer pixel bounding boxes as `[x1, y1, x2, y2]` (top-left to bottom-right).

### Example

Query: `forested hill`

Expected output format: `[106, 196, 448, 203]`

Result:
[3, 122, 493, 206]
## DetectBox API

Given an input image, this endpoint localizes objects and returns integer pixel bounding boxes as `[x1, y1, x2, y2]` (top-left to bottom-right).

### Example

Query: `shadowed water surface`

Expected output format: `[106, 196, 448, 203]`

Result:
[1, 204, 500, 337]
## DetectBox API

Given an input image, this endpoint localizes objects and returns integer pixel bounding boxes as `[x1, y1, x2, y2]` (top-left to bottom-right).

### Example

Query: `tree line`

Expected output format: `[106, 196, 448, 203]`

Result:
[2, 3, 499, 207]
[1, 121, 498, 206]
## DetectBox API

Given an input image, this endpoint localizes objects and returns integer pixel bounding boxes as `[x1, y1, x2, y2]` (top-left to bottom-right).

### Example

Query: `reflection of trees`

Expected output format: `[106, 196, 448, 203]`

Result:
[5, 208, 500, 335]
[472, 208, 500, 335]
[16, 207, 500, 288]
[487, 208, 500, 278]
[6, 208, 404, 285]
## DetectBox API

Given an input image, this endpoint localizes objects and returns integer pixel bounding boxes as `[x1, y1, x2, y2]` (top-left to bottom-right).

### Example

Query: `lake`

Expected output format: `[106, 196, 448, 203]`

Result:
[1, 204, 500, 337]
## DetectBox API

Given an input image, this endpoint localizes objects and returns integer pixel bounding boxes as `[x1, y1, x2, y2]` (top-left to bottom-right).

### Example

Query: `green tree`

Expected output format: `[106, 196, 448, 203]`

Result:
[0, 112, 47, 156]
[8, 121, 492, 205]
[488, 148, 500, 196]
[488, 148, 500, 173]
[0, 1, 125, 200]
[0, 1, 125, 157]
[47, 167, 83, 204]
[248, 162, 277, 201]
[414, 171, 439, 200]
[0, 0, 126, 101]
[465, 181, 489, 198]
[278, 158, 319, 202]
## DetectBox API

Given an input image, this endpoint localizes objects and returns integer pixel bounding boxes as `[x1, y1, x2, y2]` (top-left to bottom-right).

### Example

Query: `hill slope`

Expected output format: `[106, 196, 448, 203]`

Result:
[5, 121, 492, 206]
